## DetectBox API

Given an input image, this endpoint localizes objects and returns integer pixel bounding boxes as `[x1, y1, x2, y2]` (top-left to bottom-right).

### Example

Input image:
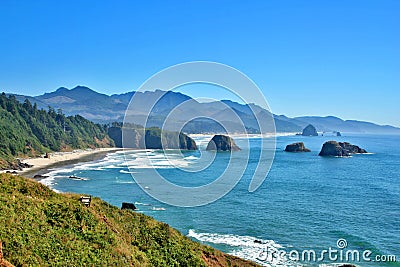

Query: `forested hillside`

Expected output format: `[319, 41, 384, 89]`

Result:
[0, 93, 113, 169]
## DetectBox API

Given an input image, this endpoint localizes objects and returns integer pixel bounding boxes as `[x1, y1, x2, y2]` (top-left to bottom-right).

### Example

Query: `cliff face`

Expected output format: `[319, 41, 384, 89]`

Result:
[180, 134, 197, 150]
[0, 174, 258, 267]
[108, 126, 198, 150]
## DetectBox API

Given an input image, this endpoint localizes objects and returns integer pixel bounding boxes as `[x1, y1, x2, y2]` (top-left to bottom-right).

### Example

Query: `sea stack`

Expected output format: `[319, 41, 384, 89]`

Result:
[302, 124, 318, 136]
[206, 135, 241, 151]
[336, 131, 342, 136]
[319, 141, 367, 157]
[284, 142, 311, 152]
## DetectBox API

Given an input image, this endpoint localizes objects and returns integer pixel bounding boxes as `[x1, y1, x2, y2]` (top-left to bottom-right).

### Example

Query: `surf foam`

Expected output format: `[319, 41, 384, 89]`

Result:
[187, 229, 290, 267]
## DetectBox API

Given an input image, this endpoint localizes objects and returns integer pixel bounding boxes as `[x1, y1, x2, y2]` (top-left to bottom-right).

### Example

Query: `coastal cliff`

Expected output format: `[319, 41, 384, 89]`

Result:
[108, 125, 197, 150]
[0, 174, 258, 267]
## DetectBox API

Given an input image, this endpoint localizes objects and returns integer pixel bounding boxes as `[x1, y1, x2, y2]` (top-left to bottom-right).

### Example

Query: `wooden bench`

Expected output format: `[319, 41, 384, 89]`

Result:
[79, 196, 91, 207]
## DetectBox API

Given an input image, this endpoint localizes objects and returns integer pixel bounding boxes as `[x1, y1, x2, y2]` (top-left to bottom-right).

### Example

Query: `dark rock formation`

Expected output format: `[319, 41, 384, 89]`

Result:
[340, 142, 367, 154]
[108, 126, 197, 150]
[206, 135, 241, 151]
[319, 141, 346, 156]
[336, 131, 342, 136]
[17, 159, 33, 169]
[284, 142, 311, 152]
[7, 159, 34, 171]
[33, 174, 49, 179]
[144, 128, 162, 149]
[302, 124, 318, 136]
[178, 134, 197, 150]
[319, 141, 367, 157]
[121, 202, 137, 211]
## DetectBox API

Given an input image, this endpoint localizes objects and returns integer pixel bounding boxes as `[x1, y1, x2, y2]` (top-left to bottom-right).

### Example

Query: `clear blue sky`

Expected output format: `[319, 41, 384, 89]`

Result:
[0, 1, 399, 126]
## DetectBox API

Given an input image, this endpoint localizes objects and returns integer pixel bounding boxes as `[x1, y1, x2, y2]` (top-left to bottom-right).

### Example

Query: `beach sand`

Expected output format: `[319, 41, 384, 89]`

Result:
[1, 148, 122, 177]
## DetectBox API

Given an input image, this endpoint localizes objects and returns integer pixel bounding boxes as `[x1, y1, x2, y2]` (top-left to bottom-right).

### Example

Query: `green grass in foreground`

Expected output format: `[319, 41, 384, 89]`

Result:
[0, 173, 258, 267]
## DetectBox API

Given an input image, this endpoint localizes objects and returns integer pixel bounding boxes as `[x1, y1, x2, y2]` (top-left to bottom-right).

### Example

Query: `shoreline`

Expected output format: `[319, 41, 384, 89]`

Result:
[2, 148, 123, 178]
[4, 132, 299, 178]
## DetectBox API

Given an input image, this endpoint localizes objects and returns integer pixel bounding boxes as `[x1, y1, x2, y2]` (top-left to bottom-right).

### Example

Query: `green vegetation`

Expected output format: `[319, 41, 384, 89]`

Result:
[0, 93, 114, 169]
[0, 173, 258, 267]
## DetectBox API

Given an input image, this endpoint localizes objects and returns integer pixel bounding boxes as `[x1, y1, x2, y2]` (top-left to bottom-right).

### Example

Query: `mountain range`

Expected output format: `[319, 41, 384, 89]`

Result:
[8, 86, 400, 134]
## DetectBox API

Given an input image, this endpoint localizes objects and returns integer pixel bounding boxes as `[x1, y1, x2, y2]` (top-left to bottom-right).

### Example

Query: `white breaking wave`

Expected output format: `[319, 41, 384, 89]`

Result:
[119, 169, 136, 174]
[38, 149, 199, 191]
[39, 175, 61, 193]
[122, 151, 198, 169]
[184, 155, 199, 160]
[151, 207, 166, 211]
[187, 229, 290, 267]
[134, 202, 151, 206]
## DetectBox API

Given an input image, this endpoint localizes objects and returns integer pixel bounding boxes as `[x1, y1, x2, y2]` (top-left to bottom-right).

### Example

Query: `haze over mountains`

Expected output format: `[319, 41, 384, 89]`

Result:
[9, 86, 400, 134]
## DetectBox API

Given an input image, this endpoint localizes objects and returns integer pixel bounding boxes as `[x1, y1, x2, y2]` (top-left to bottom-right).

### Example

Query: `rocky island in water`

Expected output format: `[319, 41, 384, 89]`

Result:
[319, 141, 367, 157]
[206, 135, 241, 151]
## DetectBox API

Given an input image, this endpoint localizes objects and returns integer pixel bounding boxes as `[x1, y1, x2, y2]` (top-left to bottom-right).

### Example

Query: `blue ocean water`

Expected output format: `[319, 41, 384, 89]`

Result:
[41, 134, 400, 267]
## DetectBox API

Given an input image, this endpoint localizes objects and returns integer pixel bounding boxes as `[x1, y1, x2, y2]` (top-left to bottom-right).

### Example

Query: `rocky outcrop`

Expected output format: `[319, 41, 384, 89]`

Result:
[319, 141, 345, 156]
[17, 159, 33, 170]
[302, 124, 318, 136]
[121, 202, 137, 210]
[284, 142, 311, 152]
[178, 134, 197, 150]
[3, 159, 34, 171]
[336, 131, 342, 136]
[319, 141, 367, 157]
[109, 126, 197, 150]
[339, 142, 367, 154]
[206, 135, 240, 151]
[33, 174, 48, 179]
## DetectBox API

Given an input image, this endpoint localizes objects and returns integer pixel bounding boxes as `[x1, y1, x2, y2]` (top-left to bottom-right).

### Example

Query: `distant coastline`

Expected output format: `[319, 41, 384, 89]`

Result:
[8, 86, 400, 134]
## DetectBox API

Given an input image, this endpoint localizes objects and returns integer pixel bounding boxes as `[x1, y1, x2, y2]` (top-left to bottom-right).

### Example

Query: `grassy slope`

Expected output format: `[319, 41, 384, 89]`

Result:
[0, 174, 258, 267]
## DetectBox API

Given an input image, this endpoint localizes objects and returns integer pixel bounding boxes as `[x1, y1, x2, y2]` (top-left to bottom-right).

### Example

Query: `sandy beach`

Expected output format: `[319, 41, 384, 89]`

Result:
[1, 148, 122, 176]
